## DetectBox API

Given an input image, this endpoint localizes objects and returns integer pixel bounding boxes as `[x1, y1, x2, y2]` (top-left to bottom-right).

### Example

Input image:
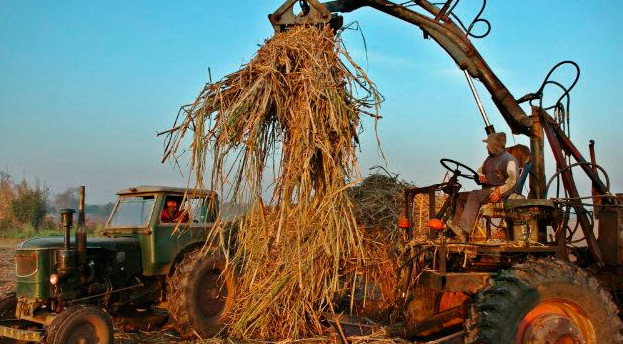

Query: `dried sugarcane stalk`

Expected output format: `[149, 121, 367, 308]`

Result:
[162, 25, 382, 340]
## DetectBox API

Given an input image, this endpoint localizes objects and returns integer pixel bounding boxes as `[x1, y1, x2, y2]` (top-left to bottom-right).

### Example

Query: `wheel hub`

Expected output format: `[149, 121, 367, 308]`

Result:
[517, 300, 594, 344]
[522, 313, 585, 344]
[67, 322, 99, 344]
[197, 270, 227, 319]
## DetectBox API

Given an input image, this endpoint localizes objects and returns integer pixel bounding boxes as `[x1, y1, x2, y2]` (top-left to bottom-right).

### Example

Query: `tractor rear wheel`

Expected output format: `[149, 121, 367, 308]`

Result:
[45, 305, 113, 344]
[465, 259, 623, 344]
[0, 292, 28, 344]
[167, 249, 235, 338]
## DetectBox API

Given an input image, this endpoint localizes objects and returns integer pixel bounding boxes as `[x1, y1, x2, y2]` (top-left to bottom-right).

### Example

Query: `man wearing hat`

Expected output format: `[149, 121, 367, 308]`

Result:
[447, 132, 519, 241]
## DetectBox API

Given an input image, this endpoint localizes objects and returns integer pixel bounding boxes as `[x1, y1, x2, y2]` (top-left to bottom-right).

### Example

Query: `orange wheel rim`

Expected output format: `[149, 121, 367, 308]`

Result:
[516, 298, 595, 344]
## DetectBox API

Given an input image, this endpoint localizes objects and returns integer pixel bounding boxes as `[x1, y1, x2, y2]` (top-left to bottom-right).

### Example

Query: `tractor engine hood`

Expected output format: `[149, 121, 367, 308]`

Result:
[18, 237, 140, 251]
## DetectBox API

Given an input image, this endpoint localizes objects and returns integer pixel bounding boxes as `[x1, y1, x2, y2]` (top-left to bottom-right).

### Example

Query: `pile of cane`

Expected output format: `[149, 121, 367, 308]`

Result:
[163, 25, 385, 340]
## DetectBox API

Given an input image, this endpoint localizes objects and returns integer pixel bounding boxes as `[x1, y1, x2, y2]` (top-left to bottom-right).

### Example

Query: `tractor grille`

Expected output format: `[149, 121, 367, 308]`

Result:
[16, 252, 38, 277]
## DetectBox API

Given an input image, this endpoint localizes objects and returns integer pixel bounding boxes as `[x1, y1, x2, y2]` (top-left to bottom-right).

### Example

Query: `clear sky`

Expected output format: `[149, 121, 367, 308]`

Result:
[1, 1, 622, 204]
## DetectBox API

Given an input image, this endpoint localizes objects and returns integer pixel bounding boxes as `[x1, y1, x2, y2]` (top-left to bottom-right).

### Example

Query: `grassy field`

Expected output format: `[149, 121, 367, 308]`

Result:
[0, 227, 64, 239]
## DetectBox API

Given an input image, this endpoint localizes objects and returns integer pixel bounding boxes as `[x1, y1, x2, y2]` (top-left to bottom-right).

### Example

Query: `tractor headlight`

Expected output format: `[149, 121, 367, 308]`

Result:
[49, 273, 59, 286]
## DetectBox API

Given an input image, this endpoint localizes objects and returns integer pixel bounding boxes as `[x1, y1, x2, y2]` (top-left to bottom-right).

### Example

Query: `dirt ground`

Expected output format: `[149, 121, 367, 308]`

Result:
[0, 239, 224, 344]
[0, 239, 19, 295]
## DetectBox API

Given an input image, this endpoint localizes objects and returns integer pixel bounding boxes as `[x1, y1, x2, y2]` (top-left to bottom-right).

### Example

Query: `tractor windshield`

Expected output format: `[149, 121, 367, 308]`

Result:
[108, 196, 155, 227]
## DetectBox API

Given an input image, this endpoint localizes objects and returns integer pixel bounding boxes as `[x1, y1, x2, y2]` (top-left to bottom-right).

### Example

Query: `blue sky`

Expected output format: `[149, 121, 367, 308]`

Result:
[1, 1, 622, 204]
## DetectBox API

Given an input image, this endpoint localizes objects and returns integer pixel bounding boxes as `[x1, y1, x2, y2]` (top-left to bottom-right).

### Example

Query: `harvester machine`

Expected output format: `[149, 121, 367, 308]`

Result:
[271, 1, 623, 343]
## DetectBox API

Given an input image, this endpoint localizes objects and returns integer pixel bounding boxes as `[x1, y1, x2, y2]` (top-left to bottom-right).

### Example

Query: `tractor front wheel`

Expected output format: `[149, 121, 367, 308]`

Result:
[167, 249, 235, 338]
[45, 305, 113, 344]
[0, 292, 29, 344]
[465, 259, 623, 344]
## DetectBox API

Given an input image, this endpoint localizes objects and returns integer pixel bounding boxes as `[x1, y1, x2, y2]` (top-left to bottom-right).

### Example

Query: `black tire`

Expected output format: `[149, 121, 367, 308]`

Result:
[465, 259, 623, 344]
[167, 249, 235, 338]
[45, 305, 113, 344]
[0, 293, 28, 344]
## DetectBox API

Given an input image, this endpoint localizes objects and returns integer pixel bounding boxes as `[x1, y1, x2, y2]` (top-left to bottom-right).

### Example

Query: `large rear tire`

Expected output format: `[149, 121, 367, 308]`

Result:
[167, 249, 235, 338]
[45, 305, 113, 344]
[465, 259, 623, 344]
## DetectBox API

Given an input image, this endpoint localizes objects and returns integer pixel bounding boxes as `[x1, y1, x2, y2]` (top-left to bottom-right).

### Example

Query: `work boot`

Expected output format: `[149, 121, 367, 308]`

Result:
[446, 220, 467, 242]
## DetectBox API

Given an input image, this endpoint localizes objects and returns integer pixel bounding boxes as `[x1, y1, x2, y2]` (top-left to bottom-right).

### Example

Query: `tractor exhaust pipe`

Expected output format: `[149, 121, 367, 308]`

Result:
[58, 209, 77, 276]
[60, 209, 75, 250]
[76, 186, 87, 265]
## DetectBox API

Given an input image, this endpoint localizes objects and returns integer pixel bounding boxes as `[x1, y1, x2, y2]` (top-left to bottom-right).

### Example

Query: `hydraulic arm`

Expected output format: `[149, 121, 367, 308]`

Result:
[270, 0, 533, 135]
[270, 0, 619, 267]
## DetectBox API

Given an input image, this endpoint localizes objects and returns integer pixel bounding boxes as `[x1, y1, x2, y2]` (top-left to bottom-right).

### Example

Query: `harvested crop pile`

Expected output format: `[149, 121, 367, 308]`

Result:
[348, 172, 411, 231]
[163, 25, 381, 340]
[345, 173, 411, 320]
[344, 172, 447, 321]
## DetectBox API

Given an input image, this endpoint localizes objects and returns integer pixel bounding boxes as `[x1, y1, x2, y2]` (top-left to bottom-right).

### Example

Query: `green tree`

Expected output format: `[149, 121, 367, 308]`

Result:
[9, 179, 49, 230]
[0, 172, 14, 221]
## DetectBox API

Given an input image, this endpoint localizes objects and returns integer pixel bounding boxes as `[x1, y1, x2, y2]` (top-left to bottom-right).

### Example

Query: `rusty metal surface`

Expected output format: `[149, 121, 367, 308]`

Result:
[541, 112, 610, 196]
[522, 314, 585, 343]
[541, 111, 604, 267]
[444, 243, 558, 254]
[0, 323, 43, 342]
[516, 300, 594, 344]
[529, 107, 546, 201]
[402, 306, 465, 338]
[269, 0, 333, 30]
[597, 208, 623, 266]
[589, 140, 602, 215]
[420, 271, 491, 293]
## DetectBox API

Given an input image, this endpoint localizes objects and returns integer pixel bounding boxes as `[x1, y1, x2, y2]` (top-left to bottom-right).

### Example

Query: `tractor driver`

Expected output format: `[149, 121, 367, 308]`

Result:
[161, 197, 189, 223]
[447, 132, 519, 241]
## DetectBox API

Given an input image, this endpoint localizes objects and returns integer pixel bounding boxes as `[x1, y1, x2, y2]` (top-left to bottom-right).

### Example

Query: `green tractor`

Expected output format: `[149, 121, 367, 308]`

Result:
[0, 185, 235, 343]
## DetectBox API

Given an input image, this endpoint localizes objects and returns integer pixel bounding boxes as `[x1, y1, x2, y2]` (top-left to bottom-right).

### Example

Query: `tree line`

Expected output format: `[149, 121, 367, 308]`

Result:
[0, 172, 113, 233]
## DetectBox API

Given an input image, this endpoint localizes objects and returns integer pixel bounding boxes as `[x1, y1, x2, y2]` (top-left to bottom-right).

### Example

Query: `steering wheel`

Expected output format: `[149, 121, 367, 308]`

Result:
[440, 158, 479, 181]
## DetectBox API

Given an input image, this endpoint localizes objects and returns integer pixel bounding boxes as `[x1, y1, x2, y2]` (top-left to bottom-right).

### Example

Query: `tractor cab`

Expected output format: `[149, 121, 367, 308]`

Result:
[105, 186, 218, 234]
[103, 186, 219, 276]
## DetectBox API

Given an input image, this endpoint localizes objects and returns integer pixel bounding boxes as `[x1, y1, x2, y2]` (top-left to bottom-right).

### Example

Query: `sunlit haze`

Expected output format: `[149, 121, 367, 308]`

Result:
[1, 1, 622, 204]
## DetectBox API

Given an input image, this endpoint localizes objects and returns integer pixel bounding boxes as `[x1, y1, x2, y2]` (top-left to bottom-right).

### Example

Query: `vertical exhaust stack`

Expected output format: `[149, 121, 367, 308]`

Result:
[60, 209, 75, 250]
[58, 209, 77, 276]
[76, 186, 87, 265]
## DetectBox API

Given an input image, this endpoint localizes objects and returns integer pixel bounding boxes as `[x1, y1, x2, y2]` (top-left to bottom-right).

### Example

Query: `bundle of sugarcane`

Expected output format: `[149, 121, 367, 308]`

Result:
[163, 25, 381, 340]
[348, 172, 411, 231]
[343, 172, 450, 322]
[343, 173, 411, 319]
